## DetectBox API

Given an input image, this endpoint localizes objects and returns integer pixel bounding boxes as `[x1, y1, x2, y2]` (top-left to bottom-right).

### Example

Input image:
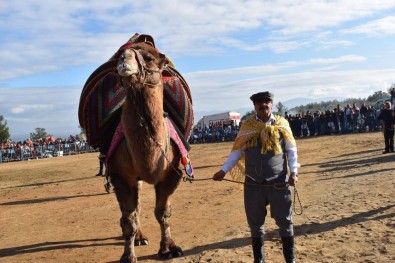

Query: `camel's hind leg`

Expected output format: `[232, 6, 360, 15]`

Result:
[154, 170, 183, 259]
[111, 175, 140, 263]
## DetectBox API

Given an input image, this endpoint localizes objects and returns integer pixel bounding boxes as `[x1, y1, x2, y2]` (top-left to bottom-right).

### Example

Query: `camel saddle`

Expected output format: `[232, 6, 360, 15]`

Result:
[78, 33, 194, 153]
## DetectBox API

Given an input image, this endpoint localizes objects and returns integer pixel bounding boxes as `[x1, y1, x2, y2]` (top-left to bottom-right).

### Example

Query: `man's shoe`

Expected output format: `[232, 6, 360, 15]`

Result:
[382, 150, 389, 154]
[96, 173, 103, 176]
[282, 236, 296, 263]
[252, 236, 264, 263]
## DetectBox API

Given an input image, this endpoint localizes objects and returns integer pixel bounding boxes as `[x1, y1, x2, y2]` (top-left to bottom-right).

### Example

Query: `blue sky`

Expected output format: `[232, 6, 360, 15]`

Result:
[1, 0, 395, 140]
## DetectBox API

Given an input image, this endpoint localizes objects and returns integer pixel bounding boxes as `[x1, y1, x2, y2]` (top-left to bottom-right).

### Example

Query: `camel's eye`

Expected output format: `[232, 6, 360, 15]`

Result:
[143, 54, 155, 63]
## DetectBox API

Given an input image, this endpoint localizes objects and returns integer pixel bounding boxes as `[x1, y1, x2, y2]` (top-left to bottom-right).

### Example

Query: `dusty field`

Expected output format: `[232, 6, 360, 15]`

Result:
[1, 132, 395, 263]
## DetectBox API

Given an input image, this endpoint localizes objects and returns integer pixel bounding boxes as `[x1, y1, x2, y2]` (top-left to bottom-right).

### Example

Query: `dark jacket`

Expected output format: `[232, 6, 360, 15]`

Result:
[378, 109, 394, 129]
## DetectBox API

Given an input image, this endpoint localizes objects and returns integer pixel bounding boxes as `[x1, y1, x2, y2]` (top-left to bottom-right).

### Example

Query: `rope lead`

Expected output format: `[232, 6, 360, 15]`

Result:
[182, 176, 303, 215]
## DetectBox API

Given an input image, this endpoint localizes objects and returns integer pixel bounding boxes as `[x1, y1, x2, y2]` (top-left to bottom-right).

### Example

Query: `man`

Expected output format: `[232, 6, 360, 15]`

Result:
[378, 101, 395, 153]
[213, 91, 300, 263]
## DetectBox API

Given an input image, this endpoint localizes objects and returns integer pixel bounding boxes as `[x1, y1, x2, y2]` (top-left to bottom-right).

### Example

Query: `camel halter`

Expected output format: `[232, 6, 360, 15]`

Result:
[118, 47, 165, 88]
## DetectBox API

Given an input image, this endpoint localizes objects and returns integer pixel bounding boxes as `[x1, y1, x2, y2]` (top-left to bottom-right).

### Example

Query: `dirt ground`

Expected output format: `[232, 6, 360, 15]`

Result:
[1, 132, 395, 263]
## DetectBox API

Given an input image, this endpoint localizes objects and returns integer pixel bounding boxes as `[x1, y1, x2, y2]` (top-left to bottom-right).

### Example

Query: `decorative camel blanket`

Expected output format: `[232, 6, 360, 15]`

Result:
[106, 118, 194, 177]
[78, 34, 194, 151]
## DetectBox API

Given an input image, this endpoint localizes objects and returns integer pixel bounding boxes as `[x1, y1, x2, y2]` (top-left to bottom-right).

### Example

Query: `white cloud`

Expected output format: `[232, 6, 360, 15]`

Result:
[187, 62, 395, 113]
[11, 104, 55, 114]
[316, 40, 355, 50]
[342, 16, 395, 36]
[1, 1, 395, 80]
[0, 86, 81, 139]
[185, 55, 367, 81]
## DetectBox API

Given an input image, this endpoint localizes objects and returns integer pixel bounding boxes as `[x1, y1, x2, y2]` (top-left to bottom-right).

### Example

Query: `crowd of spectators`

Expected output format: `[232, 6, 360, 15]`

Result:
[188, 121, 239, 144]
[189, 102, 384, 144]
[0, 135, 94, 163]
[1, 102, 385, 162]
[285, 103, 381, 137]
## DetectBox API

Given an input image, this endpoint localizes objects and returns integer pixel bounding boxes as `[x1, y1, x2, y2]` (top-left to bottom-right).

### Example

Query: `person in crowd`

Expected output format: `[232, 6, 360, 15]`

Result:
[367, 106, 378, 131]
[319, 111, 326, 135]
[305, 111, 314, 136]
[0, 143, 3, 163]
[390, 88, 395, 109]
[96, 153, 106, 176]
[16, 141, 24, 160]
[324, 110, 333, 135]
[344, 104, 352, 133]
[333, 108, 340, 134]
[293, 114, 302, 137]
[96, 151, 113, 193]
[360, 102, 368, 119]
[313, 111, 320, 136]
[284, 111, 290, 120]
[378, 101, 395, 153]
[358, 102, 368, 132]
[352, 103, 360, 132]
[336, 104, 343, 133]
[212, 91, 300, 263]
[301, 113, 309, 137]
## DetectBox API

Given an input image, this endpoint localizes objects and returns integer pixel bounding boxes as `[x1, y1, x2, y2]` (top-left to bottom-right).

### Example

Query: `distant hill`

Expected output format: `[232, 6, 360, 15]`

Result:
[281, 97, 346, 109]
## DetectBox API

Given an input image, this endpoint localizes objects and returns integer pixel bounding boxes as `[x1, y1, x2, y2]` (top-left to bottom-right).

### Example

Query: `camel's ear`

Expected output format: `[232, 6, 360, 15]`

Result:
[165, 56, 176, 68]
[158, 53, 167, 69]
[133, 34, 156, 48]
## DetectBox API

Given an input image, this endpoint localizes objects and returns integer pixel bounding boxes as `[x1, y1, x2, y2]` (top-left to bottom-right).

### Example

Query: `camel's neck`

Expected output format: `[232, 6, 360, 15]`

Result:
[121, 84, 166, 156]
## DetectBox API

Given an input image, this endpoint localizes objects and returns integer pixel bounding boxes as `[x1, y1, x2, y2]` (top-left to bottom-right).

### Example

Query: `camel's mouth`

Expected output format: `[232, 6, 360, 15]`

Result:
[117, 62, 139, 77]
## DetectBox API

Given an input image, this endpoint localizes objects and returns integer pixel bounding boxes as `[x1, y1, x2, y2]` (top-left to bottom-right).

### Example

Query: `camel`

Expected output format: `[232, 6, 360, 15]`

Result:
[106, 42, 185, 262]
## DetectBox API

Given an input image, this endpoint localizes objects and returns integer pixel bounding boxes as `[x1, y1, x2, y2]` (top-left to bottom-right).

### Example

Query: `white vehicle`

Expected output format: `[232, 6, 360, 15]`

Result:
[373, 98, 391, 117]
[197, 111, 241, 128]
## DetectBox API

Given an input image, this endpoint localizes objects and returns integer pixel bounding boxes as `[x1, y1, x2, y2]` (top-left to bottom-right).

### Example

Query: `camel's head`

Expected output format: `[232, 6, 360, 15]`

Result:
[117, 43, 166, 87]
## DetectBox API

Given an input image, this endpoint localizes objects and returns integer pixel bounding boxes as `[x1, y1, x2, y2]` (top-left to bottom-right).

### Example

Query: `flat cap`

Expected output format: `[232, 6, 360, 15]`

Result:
[250, 91, 274, 102]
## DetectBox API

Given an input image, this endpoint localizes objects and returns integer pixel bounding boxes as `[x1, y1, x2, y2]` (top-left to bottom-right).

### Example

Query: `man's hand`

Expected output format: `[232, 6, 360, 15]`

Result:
[213, 170, 226, 181]
[289, 172, 298, 186]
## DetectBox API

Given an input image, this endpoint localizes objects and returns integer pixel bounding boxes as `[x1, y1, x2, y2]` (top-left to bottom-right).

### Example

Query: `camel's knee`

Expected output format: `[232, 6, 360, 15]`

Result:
[154, 205, 172, 223]
[120, 213, 139, 239]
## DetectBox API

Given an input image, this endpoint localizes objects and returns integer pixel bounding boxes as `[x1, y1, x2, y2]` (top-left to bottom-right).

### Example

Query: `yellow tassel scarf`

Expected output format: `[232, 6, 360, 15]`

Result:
[229, 115, 296, 183]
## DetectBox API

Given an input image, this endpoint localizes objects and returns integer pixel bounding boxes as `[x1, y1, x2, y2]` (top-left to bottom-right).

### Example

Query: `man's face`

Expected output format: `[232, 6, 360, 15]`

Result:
[254, 98, 273, 119]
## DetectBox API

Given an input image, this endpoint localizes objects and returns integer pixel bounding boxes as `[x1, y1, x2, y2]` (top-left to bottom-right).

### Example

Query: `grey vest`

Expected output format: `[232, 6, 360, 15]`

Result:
[245, 138, 288, 184]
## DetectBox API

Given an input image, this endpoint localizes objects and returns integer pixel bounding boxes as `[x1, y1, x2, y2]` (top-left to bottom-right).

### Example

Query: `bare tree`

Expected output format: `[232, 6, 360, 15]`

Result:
[30, 128, 48, 141]
[276, 101, 288, 116]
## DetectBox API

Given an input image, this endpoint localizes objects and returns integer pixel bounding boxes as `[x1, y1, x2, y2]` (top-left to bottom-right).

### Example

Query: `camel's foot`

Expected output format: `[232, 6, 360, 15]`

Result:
[134, 230, 149, 246]
[120, 254, 137, 263]
[157, 244, 184, 259]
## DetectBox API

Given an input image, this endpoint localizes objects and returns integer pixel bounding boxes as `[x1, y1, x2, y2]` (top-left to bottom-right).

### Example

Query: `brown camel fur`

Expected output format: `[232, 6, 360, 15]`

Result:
[107, 42, 184, 263]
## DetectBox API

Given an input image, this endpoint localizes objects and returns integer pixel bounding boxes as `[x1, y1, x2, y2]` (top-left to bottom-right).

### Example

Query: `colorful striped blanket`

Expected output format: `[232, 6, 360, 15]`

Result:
[78, 34, 194, 152]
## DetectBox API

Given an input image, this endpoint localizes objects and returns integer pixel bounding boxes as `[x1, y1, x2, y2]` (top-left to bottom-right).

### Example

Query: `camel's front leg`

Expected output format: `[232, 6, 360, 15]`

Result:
[134, 180, 149, 246]
[112, 176, 140, 263]
[154, 174, 183, 259]
[120, 211, 139, 263]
